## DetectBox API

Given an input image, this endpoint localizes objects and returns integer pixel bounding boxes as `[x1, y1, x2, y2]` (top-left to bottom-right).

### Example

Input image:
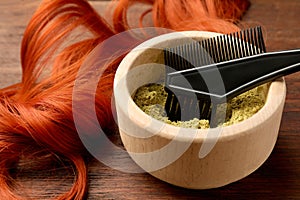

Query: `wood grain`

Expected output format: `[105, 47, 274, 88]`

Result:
[0, 0, 299, 199]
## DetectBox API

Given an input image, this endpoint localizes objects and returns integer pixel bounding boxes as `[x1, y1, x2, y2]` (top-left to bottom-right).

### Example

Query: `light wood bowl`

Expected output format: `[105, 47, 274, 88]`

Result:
[113, 31, 286, 189]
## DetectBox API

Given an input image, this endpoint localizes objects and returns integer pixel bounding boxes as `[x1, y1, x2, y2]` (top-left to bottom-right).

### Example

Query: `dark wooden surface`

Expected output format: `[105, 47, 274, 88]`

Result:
[0, 0, 299, 199]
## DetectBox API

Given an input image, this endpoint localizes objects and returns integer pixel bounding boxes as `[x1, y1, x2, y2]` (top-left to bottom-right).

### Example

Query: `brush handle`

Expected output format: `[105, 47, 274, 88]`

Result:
[166, 49, 300, 102]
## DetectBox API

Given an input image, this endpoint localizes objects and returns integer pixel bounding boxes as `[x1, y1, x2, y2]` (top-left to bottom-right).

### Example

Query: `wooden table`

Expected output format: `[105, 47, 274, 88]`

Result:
[0, 0, 299, 199]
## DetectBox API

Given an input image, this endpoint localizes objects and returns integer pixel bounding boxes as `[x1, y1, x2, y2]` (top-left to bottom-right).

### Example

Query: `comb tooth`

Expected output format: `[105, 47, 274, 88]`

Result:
[241, 30, 247, 57]
[243, 29, 251, 57]
[207, 103, 213, 122]
[205, 40, 211, 65]
[236, 31, 243, 58]
[224, 34, 230, 61]
[173, 47, 180, 71]
[226, 34, 233, 61]
[215, 36, 222, 62]
[228, 33, 234, 59]
[198, 42, 205, 67]
[163, 48, 167, 68]
[170, 48, 176, 71]
[178, 95, 185, 120]
[183, 44, 190, 69]
[224, 34, 232, 61]
[184, 44, 190, 69]
[164, 48, 171, 74]
[201, 100, 211, 120]
[256, 27, 263, 53]
[223, 34, 230, 61]
[194, 42, 200, 66]
[182, 97, 193, 120]
[230, 34, 238, 59]
[168, 47, 175, 70]
[165, 90, 172, 116]
[242, 29, 248, 56]
[252, 27, 259, 55]
[250, 27, 256, 55]
[219, 36, 227, 62]
[175, 96, 183, 121]
[250, 28, 256, 56]
[219, 36, 225, 61]
[167, 94, 174, 119]
[249, 28, 254, 54]
[172, 46, 177, 70]
[229, 32, 237, 60]
[190, 98, 199, 119]
[197, 42, 204, 66]
[209, 38, 215, 63]
[205, 42, 211, 65]
[192, 43, 198, 68]
[200, 39, 209, 65]
[255, 27, 263, 53]
[167, 48, 174, 71]
[196, 41, 202, 66]
[207, 36, 217, 64]
[207, 37, 215, 63]
[210, 38, 221, 63]
[178, 46, 184, 70]
[198, 100, 204, 119]
[218, 36, 224, 62]
[183, 44, 192, 69]
[182, 45, 188, 69]
[177, 45, 183, 71]
[181, 45, 186, 70]
[168, 94, 179, 121]
[246, 28, 253, 56]
[254, 27, 262, 54]
[243, 28, 249, 56]
[257, 26, 266, 53]
[170, 48, 175, 70]
[238, 30, 244, 57]
[202, 101, 213, 119]
[185, 45, 195, 68]
[174, 47, 180, 70]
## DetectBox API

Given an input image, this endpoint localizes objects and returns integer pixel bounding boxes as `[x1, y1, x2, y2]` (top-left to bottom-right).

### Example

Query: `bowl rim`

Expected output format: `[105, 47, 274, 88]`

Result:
[114, 31, 286, 143]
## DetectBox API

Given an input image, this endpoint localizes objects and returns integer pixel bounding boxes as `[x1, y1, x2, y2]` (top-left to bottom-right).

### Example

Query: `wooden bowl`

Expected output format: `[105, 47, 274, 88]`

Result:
[113, 31, 286, 189]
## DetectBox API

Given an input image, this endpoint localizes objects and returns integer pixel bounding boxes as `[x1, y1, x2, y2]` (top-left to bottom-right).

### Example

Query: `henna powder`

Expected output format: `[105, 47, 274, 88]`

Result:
[133, 84, 269, 129]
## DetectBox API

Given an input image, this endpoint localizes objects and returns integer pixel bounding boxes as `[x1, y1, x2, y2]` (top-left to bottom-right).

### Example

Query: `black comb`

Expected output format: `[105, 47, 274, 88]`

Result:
[164, 27, 300, 126]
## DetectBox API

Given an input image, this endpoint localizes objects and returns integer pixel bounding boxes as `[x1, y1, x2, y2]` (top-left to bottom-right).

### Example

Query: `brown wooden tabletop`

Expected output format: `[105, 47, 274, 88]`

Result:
[0, 0, 299, 199]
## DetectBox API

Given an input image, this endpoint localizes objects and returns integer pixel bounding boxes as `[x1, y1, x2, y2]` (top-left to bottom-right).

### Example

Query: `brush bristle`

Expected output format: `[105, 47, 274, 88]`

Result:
[163, 26, 266, 123]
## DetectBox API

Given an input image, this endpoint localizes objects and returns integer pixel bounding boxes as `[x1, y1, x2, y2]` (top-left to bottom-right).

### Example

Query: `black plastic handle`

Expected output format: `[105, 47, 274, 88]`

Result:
[166, 49, 300, 102]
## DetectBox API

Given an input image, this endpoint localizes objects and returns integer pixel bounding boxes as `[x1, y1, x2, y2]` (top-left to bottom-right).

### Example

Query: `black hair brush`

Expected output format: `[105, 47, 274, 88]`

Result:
[163, 26, 300, 126]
